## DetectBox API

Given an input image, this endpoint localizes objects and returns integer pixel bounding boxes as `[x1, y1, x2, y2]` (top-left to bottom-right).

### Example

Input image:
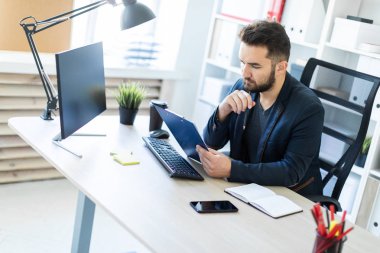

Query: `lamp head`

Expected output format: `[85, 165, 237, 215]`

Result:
[121, 0, 156, 30]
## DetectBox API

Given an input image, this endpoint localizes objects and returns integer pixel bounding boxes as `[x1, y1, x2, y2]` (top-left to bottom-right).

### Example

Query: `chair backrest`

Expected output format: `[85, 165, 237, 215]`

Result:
[300, 58, 380, 201]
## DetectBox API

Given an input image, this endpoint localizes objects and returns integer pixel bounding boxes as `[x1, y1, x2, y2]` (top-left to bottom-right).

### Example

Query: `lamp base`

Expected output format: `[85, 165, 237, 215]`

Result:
[40, 109, 54, 120]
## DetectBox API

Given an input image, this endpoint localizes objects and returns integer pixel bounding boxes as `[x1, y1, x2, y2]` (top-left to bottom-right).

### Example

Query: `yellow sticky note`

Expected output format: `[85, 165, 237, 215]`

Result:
[111, 151, 140, 166]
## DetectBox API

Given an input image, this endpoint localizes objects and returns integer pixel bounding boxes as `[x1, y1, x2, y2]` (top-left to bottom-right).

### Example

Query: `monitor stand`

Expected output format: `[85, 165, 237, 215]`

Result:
[52, 132, 107, 158]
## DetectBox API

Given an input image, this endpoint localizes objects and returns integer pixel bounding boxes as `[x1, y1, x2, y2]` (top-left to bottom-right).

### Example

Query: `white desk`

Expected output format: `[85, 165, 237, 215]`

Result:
[8, 116, 380, 253]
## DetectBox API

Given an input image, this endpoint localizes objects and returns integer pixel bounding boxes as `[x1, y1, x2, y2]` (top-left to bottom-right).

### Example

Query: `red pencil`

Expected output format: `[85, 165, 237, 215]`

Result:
[340, 210, 347, 235]
[330, 204, 335, 221]
[337, 226, 354, 241]
[341, 210, 347, 223]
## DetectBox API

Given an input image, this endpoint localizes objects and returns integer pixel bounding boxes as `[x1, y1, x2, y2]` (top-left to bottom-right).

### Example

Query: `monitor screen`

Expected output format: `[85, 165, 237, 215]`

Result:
[55, 42, 106, 140]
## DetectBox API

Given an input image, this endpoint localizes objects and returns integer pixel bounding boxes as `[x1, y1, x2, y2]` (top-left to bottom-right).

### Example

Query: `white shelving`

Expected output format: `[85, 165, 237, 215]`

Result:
[198, 96, 219, 108]
[206, 59, 241, 75]
[214, 14, 249, 26]
[352, 165, 365, 176]
[325, 42, 380, 60]
[193, 0, 380, 235]
[369, 169, 380, 179]
[291, 40, 319, 49]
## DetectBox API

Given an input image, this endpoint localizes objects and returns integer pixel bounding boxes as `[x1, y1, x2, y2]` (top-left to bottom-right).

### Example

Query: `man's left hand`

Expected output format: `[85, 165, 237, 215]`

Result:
[196, 145, 231, 178]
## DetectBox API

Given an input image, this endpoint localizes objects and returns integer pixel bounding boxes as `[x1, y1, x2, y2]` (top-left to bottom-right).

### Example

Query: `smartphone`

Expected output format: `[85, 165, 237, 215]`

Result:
[190, 200, 238, 213]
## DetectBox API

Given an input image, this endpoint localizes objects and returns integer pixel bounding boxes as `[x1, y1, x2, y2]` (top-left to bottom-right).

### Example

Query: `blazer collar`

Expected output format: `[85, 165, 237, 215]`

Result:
[256, 72, 292, 161]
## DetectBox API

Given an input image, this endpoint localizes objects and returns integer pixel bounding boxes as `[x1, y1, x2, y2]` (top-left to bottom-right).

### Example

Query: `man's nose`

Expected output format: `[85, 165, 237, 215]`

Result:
[241, 64, 251, 78]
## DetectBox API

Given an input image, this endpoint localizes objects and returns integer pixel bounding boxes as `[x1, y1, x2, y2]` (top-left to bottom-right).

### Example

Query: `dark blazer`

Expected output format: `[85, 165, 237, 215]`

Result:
[203, 73, 324, 196]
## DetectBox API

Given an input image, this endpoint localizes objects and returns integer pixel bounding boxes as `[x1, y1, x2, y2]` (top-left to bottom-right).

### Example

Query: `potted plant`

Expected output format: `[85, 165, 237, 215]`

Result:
[355, 136, 372, 167]
[116, 81, 146, 125]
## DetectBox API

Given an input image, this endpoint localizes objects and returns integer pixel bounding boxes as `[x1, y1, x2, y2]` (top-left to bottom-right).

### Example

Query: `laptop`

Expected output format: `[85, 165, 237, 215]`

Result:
[154, 105, 208, 163]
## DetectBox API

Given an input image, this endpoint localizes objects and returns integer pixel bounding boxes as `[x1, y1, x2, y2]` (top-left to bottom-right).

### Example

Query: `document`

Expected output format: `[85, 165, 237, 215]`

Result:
[225, 183, 303, 218]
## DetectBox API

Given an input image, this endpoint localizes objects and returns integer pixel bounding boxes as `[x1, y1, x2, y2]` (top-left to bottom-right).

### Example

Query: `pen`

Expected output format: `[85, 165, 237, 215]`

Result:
[326, 208, 330, 230]
[330, 204, 335, 222]
[314, 204, 327, 236]
[242, 91, 251, 130]
[311, 209, 318, 225]
[337, 210, 347, 253]
[243, 109, 249, 130]
[340, 210, 347, 236]
[338, 226, 354, 243]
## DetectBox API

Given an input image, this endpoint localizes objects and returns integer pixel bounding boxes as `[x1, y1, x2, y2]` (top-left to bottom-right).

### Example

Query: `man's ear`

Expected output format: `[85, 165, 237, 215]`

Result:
[277, 61, 288, 72]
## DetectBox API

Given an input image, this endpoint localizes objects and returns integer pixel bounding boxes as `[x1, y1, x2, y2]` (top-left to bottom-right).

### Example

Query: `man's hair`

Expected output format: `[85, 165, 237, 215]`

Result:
[239, 20, 290, 62]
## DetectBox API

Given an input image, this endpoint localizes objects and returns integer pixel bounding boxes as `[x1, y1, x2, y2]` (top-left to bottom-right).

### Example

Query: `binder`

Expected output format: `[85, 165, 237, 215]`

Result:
[281, 0, 326, 44]
[220, 0, 266, 22]
[267, 0, 286, 22]
[209, 20, 239, 65]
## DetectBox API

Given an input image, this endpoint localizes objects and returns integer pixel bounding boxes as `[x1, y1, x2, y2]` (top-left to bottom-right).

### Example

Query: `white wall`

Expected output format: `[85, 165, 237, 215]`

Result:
[169, 0, 216, 118]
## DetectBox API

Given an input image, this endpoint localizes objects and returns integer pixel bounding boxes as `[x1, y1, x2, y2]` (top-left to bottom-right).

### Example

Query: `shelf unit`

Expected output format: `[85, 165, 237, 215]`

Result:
[370, 170, 380, 179]
[325, 42, 380, 60]
[193, 0, 380, 234]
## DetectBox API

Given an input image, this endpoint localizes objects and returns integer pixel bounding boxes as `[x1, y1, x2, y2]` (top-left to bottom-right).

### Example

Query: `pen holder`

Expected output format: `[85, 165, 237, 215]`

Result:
[312, 231, 346, 253]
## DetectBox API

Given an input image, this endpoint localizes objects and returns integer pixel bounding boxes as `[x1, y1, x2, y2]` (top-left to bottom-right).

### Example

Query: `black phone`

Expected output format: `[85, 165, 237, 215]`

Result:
[190, 200, 238, 213]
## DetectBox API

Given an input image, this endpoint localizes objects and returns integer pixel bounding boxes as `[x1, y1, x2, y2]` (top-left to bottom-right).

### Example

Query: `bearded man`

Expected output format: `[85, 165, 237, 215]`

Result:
[196, 20, 324, 196]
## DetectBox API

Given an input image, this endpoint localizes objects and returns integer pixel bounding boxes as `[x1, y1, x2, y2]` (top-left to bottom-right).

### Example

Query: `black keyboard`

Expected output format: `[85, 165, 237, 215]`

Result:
[142, 137, 204, 181]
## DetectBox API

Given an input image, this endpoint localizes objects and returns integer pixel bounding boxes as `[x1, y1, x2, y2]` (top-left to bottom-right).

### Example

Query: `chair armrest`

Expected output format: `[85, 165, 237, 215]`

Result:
[306, 195, 342, 212]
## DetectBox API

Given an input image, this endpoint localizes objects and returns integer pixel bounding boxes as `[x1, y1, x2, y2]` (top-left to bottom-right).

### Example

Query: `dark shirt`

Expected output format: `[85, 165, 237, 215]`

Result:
[203, 73, 324, 196]
[242, 95, 272, 163]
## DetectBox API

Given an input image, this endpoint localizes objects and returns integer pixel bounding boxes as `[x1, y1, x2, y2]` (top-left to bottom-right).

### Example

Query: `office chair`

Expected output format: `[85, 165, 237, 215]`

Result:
[300, 58, 380, 211]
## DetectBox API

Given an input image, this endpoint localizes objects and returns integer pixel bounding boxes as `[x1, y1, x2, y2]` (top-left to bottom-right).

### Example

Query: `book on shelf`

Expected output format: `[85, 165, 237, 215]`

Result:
[267, 0, 286, 22]
[281, 0, 326, 44]
[220, 0, 266, 23]
[208, 19, 239, 65]
[225, 183, 302, 218]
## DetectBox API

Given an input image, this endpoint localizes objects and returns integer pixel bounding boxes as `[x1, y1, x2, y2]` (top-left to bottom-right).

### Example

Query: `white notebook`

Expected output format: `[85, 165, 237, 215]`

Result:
[225, 183, 303, 218]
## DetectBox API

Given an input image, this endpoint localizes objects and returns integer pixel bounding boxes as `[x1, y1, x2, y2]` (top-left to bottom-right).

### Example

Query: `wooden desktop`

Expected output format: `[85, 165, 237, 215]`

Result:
[8, 116, 380, 253]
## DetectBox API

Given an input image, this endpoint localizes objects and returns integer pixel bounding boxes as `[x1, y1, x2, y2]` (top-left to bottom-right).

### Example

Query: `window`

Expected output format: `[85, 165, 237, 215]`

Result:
[71, 0, 188, 70]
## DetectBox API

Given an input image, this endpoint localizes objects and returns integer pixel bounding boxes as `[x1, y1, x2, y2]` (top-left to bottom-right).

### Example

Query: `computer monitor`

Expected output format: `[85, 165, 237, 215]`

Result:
[55, 42, 106, 140]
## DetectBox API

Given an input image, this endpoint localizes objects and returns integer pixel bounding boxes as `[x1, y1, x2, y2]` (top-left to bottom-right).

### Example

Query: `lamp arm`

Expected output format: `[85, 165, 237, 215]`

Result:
[22, 25, 58, 120]
[35, 0, 108, 34]
[19, 0, 110, 120]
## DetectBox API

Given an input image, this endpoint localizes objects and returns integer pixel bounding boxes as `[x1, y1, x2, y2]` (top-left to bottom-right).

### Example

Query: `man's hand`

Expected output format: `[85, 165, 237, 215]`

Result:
[196, 145, 231, 178]
[218, 90, 255, 122]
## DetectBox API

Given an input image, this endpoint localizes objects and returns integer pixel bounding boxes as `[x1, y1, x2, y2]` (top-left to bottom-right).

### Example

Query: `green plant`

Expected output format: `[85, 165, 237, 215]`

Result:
[361, 136, 372, 155]
[116, 81, 146, 110]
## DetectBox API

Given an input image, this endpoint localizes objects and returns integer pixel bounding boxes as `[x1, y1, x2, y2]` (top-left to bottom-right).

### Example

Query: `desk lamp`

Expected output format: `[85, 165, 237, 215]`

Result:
[19, 0, 155, 120]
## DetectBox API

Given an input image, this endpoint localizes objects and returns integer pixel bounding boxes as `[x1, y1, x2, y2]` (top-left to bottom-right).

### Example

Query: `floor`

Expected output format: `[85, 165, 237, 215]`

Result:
[0, 179, 150, 253]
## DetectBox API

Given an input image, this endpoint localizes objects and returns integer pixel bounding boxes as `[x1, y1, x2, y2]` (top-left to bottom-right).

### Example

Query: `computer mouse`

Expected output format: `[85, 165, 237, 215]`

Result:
[149, 129, 170, 139]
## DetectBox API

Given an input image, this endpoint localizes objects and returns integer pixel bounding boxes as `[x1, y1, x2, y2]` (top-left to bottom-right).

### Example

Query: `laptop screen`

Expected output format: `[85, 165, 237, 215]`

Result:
[154, 105, 207, 162]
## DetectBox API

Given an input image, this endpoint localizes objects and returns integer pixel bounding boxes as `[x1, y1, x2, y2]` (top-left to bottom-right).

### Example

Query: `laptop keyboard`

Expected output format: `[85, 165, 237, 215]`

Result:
[142, 137, 204, 181]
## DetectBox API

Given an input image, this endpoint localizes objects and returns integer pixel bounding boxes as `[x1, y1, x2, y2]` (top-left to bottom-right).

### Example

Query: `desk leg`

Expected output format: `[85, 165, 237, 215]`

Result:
[71, 191, 96, 253]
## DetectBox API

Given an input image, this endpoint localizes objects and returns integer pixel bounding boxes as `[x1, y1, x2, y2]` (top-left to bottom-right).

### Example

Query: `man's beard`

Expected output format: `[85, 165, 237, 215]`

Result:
[244, 65, 276, 93]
